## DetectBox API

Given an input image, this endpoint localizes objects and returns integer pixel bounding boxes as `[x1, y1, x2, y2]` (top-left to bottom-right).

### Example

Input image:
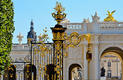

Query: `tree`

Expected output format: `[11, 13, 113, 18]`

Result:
[0, 0, 14, 74]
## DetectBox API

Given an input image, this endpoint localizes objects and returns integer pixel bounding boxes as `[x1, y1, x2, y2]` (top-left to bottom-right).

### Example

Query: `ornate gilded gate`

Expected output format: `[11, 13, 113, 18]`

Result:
[3, 65, 16, 80]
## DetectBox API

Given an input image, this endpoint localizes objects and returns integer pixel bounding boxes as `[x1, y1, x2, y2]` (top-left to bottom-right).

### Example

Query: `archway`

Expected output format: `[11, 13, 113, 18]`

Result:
[69, 64, 82, 80]
[100, 47, 123, 80]
[24, 64, 36, 80]
[3, 64, 16, 80]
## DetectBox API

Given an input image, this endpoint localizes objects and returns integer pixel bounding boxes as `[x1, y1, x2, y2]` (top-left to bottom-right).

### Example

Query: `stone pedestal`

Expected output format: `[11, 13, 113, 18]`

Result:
[101, 77, 106, 80]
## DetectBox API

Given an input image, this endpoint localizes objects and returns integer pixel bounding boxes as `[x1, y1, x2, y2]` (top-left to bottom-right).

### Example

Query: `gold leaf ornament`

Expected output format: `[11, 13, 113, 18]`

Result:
[69, 32, 81, 46]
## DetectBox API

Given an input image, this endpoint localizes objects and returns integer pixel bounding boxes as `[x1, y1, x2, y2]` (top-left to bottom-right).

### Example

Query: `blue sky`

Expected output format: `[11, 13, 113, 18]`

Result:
[12, 0, 123, 43]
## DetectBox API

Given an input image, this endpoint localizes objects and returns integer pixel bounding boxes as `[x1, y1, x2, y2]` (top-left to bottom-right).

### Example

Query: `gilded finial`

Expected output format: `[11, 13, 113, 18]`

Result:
[52, 2, 66, 24]
[104, 10, 117, 22]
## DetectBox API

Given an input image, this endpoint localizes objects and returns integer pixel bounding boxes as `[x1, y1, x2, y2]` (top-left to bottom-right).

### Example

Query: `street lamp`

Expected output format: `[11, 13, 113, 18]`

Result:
[50, 2, 67, 80]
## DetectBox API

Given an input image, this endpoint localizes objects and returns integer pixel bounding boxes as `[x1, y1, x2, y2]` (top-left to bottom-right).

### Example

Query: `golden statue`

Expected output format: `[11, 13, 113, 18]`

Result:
[52, 2, 66, 24]
[104, 10, 117, 22]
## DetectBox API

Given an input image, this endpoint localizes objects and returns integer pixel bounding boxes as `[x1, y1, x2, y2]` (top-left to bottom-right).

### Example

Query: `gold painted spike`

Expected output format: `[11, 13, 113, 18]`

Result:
[52, 2, 66, 24]
[54, 1, 65, 13]
[104, 10, 117, 22]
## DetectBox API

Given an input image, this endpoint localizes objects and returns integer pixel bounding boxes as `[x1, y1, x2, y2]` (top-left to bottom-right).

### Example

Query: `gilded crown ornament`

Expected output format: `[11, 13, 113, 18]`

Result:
[52, 2, 66, 24]
[104, 10, 117, 22]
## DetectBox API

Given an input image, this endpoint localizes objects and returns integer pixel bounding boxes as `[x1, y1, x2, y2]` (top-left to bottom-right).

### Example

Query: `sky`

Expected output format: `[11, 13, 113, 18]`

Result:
[12, 0, 123, 43]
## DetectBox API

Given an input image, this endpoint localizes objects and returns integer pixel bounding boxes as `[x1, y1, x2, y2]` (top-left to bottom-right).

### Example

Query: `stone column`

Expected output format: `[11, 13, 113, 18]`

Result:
[63, 56, 67, 80]
[89, 34, 100, 80]
[93, 22, 99, 34]
[83, 23, 87, 33]
[122, 62, 123, 80]
[83, 39, 88, 80]
[94, 35, 100, 80]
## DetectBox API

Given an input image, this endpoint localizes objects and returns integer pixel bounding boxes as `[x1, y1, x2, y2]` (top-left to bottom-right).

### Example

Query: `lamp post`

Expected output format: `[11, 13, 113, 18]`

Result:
[51, 2, 66, 80]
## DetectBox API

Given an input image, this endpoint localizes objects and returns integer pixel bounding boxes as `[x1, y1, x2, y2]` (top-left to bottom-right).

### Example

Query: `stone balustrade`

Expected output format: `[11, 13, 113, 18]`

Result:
[97, 22, 123, 34]
[12, 44, 30, 51]
[62, 23, 85, 34]
[63, 23, 83, 29]
[62, 22, 123, 34]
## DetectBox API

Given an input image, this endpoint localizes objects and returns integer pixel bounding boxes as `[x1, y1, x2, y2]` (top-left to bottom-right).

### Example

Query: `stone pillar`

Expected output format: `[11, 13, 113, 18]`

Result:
[89, 35, 100, 80]
[93, 22, 99, 34]
[63, 57, 67, 80]
[122, 62, 123, 80]
[83, 39, 88, 80]
[83, 23, 87, 33]
[94, 35, 100, 80]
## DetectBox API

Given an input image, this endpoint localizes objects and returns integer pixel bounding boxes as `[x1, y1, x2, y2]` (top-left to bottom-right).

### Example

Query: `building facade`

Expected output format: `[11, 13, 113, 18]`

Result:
[1, 12, 123, 80]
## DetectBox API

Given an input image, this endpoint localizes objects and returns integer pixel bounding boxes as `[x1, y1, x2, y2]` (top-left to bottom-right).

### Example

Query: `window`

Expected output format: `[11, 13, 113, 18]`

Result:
[108, 61, 111, 67]
[107, 70, 111, 78]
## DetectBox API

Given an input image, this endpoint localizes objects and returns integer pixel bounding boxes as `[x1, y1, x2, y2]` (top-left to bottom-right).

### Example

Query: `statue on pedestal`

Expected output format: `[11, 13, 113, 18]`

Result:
[104, 10, 117, 22]
[101, 67, 105, 77]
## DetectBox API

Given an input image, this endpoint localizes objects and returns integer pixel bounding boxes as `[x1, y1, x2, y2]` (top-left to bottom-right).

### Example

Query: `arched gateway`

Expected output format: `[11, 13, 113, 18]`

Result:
[100, 47, 123, 80]
[69, 64, 82, 80]
[24, 64, 36, 80]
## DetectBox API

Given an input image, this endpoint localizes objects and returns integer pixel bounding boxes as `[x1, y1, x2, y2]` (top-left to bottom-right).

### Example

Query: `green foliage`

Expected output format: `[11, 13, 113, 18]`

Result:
[0, 0, 14, 74]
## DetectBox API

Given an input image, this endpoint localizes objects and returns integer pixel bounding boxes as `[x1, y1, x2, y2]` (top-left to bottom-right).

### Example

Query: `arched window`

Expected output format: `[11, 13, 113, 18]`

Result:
[69, 64, 82, 80]
[24, 64, 36, 80]
[3, 64, 16, 80]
